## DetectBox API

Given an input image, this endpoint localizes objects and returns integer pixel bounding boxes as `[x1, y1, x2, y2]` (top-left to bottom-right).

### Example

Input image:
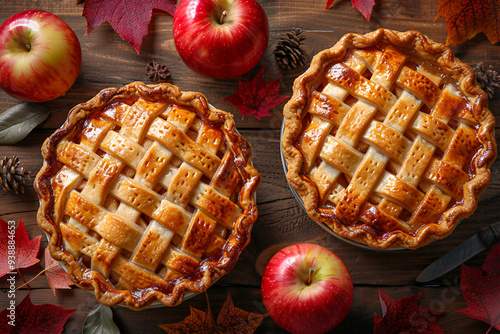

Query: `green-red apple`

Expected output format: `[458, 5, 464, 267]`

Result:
[261, 243, 353, 334]
[173, 0, 269, 79]
[0, 10, 81, 102]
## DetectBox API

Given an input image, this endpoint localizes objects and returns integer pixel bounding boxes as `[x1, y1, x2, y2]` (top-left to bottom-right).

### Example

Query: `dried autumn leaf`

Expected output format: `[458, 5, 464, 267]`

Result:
[325, 0, 376, 21]
[44, 248, 73, 295]
[222, 65, 289, 120]
[435, 0, 500, 45]
[158, 293, 266, 334]
[0, 294, 75, 334]
[216, 294, 267, 334]
[157, 305, 215, 334]
[0, 219, 41, 280]
[82, 0, 177, 54]
[456, 244, 500, 332]
[374, 290, 447, 334]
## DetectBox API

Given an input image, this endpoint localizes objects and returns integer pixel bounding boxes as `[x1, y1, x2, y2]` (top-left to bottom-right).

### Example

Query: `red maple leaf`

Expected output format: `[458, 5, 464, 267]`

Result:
[44, 248, 74, 295]
[0, 294, 75, 334]
[456, 244, 500, 332]
[374, 290, 447, 334]
[82, 0, 176, 53]
[221, 65, 289, 120]
[325, 0, 376, 21]
[0, 219, 41, 280]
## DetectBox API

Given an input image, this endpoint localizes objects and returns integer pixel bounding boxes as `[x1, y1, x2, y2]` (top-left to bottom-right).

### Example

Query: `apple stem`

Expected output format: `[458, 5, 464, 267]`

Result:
[25, 44, 31, 52]
[307, 268, 314, 285]
[219, 10, 228, 24]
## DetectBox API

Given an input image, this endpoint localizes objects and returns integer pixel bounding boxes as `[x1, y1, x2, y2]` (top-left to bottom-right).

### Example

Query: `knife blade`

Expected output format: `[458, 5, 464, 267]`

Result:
[416, 221, 500, 282]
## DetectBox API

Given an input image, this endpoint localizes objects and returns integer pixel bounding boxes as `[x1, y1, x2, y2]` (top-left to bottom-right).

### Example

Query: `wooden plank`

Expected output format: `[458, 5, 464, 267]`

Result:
[0, 130, 499, 288]
[0, 1, 499, 333]
[0, 285, 491, 334]
[0, 0, 498, 129]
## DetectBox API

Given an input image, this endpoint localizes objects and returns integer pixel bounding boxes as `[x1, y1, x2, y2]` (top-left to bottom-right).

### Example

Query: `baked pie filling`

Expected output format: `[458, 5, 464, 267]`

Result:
[35, 82, 260, 309]
[282, 29, 496, 249]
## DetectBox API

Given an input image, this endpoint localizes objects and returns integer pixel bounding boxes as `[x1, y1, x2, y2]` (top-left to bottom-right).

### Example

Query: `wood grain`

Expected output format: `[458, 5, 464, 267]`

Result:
[1, 0, 499, 333]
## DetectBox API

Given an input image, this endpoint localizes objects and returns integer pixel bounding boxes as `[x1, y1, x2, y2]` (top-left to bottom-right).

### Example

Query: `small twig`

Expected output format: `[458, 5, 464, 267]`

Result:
[205, 291, 218, 332]
[15, 262, 58, 291]
[16, 268, 29, 290]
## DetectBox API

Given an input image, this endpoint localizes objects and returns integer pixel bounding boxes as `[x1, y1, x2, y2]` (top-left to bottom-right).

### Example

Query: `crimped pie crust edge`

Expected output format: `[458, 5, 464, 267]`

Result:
[282, 29, 496, 249]
[35, 82, 261, 309]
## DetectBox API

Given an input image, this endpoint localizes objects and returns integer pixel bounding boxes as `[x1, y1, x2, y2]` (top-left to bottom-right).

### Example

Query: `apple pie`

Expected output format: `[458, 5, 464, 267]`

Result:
[35, 82, 260, 309]
[282, 29, 496, 249]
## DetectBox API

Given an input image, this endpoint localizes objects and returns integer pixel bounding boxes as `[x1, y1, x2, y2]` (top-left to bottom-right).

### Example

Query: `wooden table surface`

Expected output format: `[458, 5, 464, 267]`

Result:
[1, 0, 499, 333]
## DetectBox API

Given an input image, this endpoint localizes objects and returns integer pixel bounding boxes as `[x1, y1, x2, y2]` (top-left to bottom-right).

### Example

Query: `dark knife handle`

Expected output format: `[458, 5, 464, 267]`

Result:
[478, 222, 500, 247]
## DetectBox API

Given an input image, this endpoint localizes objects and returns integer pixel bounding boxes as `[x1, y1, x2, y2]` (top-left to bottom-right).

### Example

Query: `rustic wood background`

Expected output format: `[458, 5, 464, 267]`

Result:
[0, 0, 499, 333]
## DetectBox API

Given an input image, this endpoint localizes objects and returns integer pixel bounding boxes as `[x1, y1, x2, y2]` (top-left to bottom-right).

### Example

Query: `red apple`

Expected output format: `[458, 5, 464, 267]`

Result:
[173, 0, 269, 79]
[261, 243, 353, 334]
[0, 10, 82, 102]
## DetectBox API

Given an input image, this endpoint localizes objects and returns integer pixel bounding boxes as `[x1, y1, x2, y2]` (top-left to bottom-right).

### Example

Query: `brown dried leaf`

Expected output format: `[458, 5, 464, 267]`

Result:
[157, 305, 214, 334]
[435, 0, 500, 45]
[157, 293, 266, 334]
[216, 294, 267, 334]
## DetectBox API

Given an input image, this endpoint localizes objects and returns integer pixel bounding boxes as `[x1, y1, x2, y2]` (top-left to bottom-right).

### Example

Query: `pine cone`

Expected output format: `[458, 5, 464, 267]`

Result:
[0, 156, 30, 194]
[146, 60, 171, 82]
[473, 63, 500, 99]
[274, 28, 306, 71]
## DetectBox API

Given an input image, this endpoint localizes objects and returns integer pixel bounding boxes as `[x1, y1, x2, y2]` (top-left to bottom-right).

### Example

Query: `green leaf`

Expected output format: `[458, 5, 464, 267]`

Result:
[0, 102, 49, 145]
[83, 304, 121, 334]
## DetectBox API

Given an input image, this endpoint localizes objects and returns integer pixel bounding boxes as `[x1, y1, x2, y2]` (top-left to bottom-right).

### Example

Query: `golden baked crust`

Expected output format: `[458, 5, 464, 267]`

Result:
[35, 82, 260, 309]
[282, 29, 496, 249]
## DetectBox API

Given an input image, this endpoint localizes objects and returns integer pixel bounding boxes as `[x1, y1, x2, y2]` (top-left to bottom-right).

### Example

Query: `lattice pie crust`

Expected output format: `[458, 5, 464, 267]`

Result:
[35, 82, 260, 309]
[282, 29, 496, 249]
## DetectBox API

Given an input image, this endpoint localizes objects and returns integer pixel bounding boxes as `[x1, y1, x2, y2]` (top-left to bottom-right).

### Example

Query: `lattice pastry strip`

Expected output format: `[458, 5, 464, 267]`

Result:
[131, 220, 174, 271]
[282, 29, 496, 249]
[404, 86, 473, 228]
[147, 118, 221, 178]
[304, 51, 380, 194]
[62, 214, 183, 287]
[180, 210, 218, 258]
[113, 103, 191, 271]
[120, 99, 168, 142]
[325, 63, 397, 113]
[61, 104, 219, 284]
[375, 85, 454, 221]
[161, 163, 203, 207]
[318, 48, 420, 227]
[324, 59, 471, 231]
[66, 99, 235, 276]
